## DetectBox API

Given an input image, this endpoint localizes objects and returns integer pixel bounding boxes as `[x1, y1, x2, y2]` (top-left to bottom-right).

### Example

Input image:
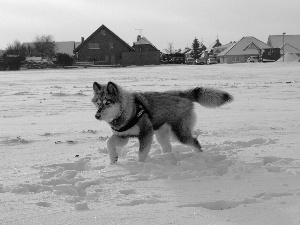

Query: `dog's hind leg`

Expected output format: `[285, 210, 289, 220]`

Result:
[173, 127, 202, 152]
[155, 124, 172, 153]
[107, 135, 129, 163]
[171, 115, 202, 153]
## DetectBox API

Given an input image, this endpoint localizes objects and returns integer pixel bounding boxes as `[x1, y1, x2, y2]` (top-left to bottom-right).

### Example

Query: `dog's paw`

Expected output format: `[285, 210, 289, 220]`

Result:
[138, 152, 148, 162]
[110, 155, 118, 164]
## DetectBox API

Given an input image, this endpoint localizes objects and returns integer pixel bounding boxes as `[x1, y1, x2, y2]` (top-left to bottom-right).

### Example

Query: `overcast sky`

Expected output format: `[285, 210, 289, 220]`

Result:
[1, 0, 299, 51]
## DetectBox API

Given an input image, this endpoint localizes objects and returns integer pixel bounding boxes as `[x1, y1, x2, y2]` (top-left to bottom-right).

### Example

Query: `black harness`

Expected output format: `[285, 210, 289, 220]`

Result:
[110, 100, 148, 133]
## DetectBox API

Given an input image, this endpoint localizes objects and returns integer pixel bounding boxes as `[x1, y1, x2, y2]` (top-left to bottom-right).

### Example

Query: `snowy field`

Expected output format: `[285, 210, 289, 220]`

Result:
[0, 63, 300, 224]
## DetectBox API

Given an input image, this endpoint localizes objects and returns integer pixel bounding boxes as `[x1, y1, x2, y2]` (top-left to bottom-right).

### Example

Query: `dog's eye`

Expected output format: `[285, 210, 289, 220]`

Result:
[93, 99, 102, 107]
[104, 99, 113, 105]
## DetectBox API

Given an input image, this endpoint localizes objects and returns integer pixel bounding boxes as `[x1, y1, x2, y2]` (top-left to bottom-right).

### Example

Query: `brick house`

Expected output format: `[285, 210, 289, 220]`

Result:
[74, 24, 134, 65]
[132, 35, 158, 51]
[122, 35, 160, 66]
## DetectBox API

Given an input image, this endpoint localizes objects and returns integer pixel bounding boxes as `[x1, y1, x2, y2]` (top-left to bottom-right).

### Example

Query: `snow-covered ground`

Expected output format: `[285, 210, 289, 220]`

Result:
[0, 63, 300, 225]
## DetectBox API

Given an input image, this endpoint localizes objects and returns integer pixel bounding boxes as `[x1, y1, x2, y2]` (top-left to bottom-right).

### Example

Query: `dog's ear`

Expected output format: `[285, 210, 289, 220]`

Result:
[93, 82, 101, 92]
[107, 82, 118, 95]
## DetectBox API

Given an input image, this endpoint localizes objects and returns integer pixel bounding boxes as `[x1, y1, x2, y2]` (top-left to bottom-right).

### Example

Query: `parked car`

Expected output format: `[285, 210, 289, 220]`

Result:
[195, 58, 207, 65]
[207, 58, 217, 65]
[247, 56, 259, 63]
[185, 58, 195, 65]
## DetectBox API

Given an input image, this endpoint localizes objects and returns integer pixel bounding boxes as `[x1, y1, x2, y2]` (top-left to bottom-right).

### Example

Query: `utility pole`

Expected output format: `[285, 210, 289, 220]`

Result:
[282, 32, 286, 62]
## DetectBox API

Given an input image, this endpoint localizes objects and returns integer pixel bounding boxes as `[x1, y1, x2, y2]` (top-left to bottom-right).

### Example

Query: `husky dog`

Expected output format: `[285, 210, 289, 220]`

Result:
[92, 81, 233, 163]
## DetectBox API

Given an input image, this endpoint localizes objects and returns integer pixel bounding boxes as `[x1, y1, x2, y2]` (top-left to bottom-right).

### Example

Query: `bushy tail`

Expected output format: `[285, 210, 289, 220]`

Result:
[174, 87, 234, 108]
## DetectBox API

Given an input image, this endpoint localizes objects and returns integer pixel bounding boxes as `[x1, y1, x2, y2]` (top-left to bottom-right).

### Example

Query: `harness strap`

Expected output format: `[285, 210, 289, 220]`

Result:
[111, 100, 148, 133]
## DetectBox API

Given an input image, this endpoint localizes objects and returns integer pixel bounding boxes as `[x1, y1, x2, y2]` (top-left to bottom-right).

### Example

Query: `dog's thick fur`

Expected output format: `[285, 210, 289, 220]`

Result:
[92, 81, 233, 163]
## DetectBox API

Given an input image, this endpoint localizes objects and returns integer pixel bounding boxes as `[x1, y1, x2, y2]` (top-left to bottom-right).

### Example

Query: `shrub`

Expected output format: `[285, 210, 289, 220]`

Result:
[3, 54, 22, 70]
[3, 40, 26, 70]
[55, 53, 74, 66]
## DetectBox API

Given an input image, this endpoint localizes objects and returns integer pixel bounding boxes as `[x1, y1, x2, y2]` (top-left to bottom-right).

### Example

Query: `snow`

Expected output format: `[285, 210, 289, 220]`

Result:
[0, 63, 300, 224]
[277, 53, 300, 62]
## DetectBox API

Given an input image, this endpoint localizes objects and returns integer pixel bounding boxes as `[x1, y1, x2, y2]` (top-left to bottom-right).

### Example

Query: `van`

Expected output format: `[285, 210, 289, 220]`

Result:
[185, 58, 195, 65]
[247, 56, 259, 63]
[207, 58, 217, 65]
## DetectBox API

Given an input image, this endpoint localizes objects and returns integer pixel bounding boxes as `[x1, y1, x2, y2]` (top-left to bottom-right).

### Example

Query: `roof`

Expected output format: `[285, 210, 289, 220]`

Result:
[218, 36, 270, 56]
[207, 39, 222, 53]
[74, 24, 134, 52]
[268, 35, 300, 50]
[55, 41, 81, 55]
[182, 48, 192, 55]
[278, 43, 300, 54]
[23, 41, 80, 55]
[213, 42, 235, 54]
[133, 36, 158, 50]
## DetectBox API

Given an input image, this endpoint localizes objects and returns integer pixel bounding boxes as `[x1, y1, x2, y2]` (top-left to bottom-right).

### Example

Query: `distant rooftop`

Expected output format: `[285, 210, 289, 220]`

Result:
[268, 35, 300, 50]
[133, 35, 158, 50]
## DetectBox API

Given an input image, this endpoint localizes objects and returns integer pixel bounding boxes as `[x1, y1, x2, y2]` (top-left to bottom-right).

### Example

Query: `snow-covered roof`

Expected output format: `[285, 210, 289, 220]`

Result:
[277, 43, 300, 54]
[207, 39, 222, 53]
[218, 36, 270, 56]
[268, 35, 300, 50]
[133, 36, 158, 50]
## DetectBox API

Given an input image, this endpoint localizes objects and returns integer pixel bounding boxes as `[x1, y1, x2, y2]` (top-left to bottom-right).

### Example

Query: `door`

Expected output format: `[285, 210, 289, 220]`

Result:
[111, 55, 115, 65]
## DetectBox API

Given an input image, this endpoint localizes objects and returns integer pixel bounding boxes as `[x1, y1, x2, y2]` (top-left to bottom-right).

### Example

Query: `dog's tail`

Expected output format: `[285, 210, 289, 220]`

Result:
[174, 87, 233, 108]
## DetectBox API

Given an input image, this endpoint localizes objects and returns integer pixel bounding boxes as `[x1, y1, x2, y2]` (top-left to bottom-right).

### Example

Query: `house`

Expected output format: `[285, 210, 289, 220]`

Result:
[74, 24, 134, 65]
[121, 35, 160, 66]
[267, 35, 300, 56]
[218, 36, 271, 64]
[133, 35, 158, 51]
[207, 39, 222, 56]
[213, 42, 235, 57]
[277, 43, 300, 56]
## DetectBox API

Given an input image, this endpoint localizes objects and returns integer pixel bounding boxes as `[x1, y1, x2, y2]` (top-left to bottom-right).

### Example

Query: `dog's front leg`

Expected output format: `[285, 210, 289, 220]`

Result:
[138, 130, 154, 162]
[107, 135, 129, 163]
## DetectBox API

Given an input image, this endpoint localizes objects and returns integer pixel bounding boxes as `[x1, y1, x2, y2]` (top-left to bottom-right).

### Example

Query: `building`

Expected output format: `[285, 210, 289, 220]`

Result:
[207, 39, 222, 56]
[122, 35, 160, 66]
[74, 24, 134, 65]
[133, 35, 158, 51]
[213, 42, 235, 57]
[74, 25, 160, 66]
[267, 35, 300, 56]
[218, 36, 271, 64]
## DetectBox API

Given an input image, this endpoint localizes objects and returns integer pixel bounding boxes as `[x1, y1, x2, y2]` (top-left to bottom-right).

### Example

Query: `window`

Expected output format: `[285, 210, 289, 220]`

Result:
[88, 43, 100, 49]
[109, 42, 114, 49]
[233, 56, 240, 62]
[101, 30, 106, 35]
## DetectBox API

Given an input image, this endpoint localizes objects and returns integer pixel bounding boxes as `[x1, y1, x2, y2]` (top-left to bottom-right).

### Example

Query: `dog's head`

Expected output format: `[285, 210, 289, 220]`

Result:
[91, 81, 122, 122]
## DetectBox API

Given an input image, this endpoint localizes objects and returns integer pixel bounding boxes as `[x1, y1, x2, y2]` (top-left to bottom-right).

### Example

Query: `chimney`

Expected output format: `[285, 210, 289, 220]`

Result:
[81, 37, 84, 43]
[137, 35, 142, 41]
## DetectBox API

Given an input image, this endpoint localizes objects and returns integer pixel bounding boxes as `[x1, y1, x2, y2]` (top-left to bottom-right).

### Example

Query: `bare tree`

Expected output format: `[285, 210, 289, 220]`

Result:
[33, 35, 56, 58]
[5, 40, 27, 61]
[164, 43, 175, 54]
